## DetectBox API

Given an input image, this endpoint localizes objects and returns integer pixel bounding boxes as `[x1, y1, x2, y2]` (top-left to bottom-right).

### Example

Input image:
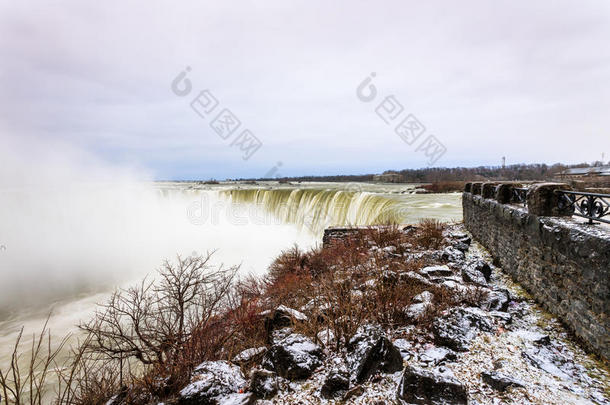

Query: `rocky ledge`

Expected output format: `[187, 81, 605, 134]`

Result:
[109, 224, 609, 405]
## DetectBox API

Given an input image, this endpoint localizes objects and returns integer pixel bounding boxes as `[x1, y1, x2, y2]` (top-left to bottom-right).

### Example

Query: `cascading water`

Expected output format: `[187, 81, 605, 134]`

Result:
[219, 184, 463, 234]
[221, 188, 407, 233]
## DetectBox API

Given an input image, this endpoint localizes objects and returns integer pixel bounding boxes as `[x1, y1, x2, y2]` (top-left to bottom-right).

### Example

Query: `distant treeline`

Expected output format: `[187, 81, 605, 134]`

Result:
[240, 162, 608, 183]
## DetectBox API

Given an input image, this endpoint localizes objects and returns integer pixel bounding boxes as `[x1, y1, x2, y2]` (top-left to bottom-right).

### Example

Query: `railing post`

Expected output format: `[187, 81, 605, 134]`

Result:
[527, 183, 574, 217]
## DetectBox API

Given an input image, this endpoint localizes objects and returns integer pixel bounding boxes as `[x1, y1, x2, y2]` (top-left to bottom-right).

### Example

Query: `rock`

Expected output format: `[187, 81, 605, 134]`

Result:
[178, 361, 247, 405]
[399, 271, 433, 286]
[442, 246, 465, 262]
[320, 362, 350, 399]
[433, 307, 494, 351]
[393, 338, 414, 360]
[263, 305, 308, 332]
[420, 265, 453, 278]
[232, 347, 267, 364]
[461, 266, 488, 285]
[464, 259, 492, 281]
[449, 232, 471, 244]
[481, 371, 525, 392]
[396, 366, 468, 405]
[219, 393, 255, 404]
[453, 241, 470, 253]
[404, 302, 432, 321]
[346, 324, 403, 384]
[249, 368, 278, 399]
[419, 347, 457, 365]
[383, 245, 397, 253]
[380, 270, 398, 283]
[489, 311, 512, 324]
[412, 290, 434, 304]
[317, 328, 336, 348]
[481, 288, 510, 311]
[514, 330, 550, 345]
[261, 333, 323, 380]
[270, 327, 293, 344]
[521, 345, 583, 381]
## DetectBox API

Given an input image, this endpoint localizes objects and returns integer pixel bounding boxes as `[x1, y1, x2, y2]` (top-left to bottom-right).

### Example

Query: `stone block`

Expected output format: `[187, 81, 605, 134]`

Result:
[526, 183, 574, 217]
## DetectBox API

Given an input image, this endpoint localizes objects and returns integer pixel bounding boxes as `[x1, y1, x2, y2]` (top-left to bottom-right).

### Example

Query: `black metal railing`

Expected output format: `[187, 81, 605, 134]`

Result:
[512, 187, 528, 206]
[557, 190, 610, 224]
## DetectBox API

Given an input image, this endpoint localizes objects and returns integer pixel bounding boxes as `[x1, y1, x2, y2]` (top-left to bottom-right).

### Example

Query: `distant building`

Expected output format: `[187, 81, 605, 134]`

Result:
[373, 172, 404, 183]
[559, 166, 610, 179]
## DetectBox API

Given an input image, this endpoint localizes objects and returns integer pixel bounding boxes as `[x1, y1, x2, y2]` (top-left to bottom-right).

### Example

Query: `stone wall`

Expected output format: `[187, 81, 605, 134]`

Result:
[462, 185, 609, 361]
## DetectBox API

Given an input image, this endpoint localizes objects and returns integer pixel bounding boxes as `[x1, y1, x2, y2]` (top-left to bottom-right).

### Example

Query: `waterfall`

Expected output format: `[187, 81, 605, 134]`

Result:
[221, 187, 406, 233]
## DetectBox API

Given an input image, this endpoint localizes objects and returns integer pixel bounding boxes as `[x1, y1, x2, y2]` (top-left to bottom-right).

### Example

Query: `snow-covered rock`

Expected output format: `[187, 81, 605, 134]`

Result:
[481, 370, 525, 392]
[262, 333, 323, 380]
[232, 346, 267, 364]
[432, 307, 494, 351]
[419, 346, 457, 365]
[320, 360, 350, 399]
[397, 366, 468, 405]
[346, 324, 403, 384]
[442, 246, 466, 262]
[419, 265, 453, 278]
[249, 368, 278, 399]
[178, 361, 247, 405]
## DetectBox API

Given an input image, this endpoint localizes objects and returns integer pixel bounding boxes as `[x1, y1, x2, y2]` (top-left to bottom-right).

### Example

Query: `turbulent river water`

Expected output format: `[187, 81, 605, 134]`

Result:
[0, 181, 461, 394]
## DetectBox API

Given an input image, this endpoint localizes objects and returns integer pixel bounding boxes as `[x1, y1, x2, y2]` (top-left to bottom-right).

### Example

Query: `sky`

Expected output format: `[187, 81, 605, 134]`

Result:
[0, 0, 609, 180]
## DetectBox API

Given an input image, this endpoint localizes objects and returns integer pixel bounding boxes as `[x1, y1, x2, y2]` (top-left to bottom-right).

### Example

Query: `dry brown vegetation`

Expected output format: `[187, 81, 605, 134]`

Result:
[421, 181, 465, 193]
[1, 220, 479, 404]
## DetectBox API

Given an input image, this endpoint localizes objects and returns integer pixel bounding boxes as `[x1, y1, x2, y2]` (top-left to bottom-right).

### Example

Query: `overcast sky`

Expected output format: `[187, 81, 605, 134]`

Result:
[0, 0, 609, 180]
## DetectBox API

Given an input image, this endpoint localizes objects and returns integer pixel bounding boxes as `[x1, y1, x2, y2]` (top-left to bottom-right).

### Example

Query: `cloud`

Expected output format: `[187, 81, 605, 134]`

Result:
[0, 0, 609, 179]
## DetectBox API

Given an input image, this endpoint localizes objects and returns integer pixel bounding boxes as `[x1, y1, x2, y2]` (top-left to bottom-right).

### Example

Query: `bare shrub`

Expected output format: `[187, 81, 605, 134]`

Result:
[0, 317, 68, 405]
[414, 218, 446, 249]
[80, 252, 238, 370]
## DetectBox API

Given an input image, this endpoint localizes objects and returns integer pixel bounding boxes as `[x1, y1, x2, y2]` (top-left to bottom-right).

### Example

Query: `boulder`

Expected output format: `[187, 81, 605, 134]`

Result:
[261, 333, 323, 380]
[396, 366, 468, 404]
[452, 241, 470, 252]
[346, 324, 403, 383]
[461, 259, 492, 284]
[481, 371, 525, 392]
[461, 266, 487, 285]
[404, 302, 432, 321]
[178, 361, 247, 405]
[442, 246, 465, 263]
[432, 307, 494, 351]
[393, 338, 414, 360]
[399, 271, 433, 286]
[262, 305, 308, 333]
[481, 288, 510, 312]
[316, 328, 336, 348]
[412, 291, 434, 304]
[448, 232, 471, 245]
[249, 368, 278, 399]
[404, 291, 434, 321]
[320, 362, 350, 399]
